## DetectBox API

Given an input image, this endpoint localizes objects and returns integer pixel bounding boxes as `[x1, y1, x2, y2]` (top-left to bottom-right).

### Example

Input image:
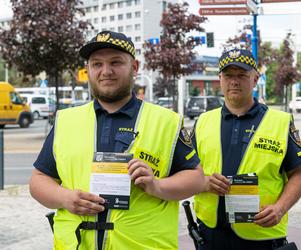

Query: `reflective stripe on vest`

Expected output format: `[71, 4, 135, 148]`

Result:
[53, 101, 182, 250]
[194, 107, 290, 240]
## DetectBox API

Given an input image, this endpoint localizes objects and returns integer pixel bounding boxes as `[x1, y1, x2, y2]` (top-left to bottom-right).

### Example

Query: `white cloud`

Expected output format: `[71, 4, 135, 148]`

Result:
[0, 0, 13, 18]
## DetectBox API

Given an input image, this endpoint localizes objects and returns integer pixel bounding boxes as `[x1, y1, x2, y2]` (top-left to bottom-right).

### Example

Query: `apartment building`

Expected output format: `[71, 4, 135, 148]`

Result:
[0, 17, 11, 30]
[82, 0, 175, 59]
[80, 0, 176, 97]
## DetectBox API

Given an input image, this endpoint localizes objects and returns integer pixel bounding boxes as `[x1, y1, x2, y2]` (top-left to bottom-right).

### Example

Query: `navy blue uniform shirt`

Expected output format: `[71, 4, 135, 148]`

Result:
[34, 95, 199, 179]
[192, 99, 301, 228]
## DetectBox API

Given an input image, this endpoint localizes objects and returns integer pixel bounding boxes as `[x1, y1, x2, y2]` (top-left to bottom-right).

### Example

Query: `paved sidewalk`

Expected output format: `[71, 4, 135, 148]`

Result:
[0, 185, 53, 250]
[0, 185, 301, 250]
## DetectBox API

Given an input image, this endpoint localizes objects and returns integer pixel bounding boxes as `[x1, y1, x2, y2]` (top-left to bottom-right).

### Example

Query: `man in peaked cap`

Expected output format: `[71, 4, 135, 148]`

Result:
[191, 48, 301, 249]
[30, 30, 207, 249]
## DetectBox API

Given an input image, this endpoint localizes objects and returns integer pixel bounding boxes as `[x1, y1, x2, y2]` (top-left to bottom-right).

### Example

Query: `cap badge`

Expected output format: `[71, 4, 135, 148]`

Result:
[97, 33, 110, 42]
[229, 50, 240, 59]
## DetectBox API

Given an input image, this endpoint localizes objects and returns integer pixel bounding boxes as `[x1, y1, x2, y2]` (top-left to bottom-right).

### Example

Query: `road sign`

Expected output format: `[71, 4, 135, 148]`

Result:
[199, 0, 246, 4]
[78, 68, 88, 82]
[40, 79, 48, 88]
[194, 36, 206, 44]
[261, 0, 301, 2]
[246, 0, 257, 14]
[149, 38, 160, 45]
[199, 7, 249, 15]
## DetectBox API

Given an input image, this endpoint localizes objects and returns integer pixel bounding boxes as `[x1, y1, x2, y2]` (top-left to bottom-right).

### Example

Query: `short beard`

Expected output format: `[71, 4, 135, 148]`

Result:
[91, 76, 133, 103]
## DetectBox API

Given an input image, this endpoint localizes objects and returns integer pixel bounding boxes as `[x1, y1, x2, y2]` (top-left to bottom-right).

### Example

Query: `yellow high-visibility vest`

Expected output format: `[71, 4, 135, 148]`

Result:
[53, 101, 182, 250]
[194, 107, 290, 240]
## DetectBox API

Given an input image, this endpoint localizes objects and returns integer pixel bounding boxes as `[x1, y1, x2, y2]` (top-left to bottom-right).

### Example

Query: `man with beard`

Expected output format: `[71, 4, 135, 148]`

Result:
[30, 31, 206, 250]
[191, 48, 301, 250]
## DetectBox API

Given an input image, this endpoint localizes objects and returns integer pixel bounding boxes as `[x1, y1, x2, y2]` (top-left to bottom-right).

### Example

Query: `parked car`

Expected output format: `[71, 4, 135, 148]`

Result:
[155, 97, 173, 109]
[289, 97, 301, 113]
[20, 94, 50, 119]
[185, 96, 223, 120]
[48, 100, 88, 125]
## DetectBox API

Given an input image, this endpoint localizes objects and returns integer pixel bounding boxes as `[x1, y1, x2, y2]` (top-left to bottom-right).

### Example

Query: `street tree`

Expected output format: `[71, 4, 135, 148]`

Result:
[153, 76, 174, 98]
[258, 42, 278, 100]
[143, 2, 207, 111]
[223, 24, 253, 51]
[274, 33, 301, 110]
[0, 0, 90, 109]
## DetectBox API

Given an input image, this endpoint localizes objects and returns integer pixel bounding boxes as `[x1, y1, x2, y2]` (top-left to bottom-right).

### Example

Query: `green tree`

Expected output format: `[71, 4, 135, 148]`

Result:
[153, 76, 174, 98]
[0, 0, 90, 109]
[258, 42, 278, 100]
[223, 24, 253, 51]
[274, 33, 301, 110]
[144, 2, 207, 111]
[190, 86, 200, 96]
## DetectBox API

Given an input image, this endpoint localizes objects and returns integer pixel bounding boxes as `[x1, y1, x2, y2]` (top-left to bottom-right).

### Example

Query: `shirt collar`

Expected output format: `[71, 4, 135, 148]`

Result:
[222, 98, 266, 119]
[93, 94, 140, 118]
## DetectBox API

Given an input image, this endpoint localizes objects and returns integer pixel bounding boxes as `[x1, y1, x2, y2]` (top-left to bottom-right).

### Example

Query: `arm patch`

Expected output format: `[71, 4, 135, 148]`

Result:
[179, 128, 193, 148]
[289, 120, 301, 148]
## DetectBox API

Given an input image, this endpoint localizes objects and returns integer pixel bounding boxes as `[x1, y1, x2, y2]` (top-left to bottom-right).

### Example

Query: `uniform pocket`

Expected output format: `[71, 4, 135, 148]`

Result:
[114, 132, 134, 152]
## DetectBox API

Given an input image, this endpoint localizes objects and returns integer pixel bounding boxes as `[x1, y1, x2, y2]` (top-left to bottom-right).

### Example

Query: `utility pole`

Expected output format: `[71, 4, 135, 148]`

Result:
[251, 14, 258, 63]
[250, 1, 259, 99]
[178, 0, 185, 115]
[5, 64, 9, 82]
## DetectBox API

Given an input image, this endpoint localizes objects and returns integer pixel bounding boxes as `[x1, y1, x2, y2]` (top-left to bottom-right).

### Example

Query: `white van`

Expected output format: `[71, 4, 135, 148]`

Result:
[20, 94, 50, 119]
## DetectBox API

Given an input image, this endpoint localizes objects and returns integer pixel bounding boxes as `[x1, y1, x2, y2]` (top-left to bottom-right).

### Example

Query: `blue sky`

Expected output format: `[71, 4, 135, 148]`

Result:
[1, 0, 300, 56]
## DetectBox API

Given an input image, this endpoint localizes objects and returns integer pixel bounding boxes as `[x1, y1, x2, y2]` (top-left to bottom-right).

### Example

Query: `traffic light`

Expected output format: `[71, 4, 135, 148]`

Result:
[206, 32, 214, 48]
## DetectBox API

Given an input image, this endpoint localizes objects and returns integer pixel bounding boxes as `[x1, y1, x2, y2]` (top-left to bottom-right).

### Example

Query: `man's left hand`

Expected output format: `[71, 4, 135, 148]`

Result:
[128, 158, 160, 196]
[254, 204, 285, 227]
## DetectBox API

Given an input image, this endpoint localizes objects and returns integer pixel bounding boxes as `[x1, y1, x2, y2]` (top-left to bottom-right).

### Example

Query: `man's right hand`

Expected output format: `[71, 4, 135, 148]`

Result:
[62, 189, 106, 216]
[205, 173, 230, 196]
[30, 169, 106, 215]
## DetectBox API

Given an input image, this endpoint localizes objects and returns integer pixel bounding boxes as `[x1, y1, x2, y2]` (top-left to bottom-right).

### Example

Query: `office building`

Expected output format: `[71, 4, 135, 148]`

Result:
[80, 0, 176, 99]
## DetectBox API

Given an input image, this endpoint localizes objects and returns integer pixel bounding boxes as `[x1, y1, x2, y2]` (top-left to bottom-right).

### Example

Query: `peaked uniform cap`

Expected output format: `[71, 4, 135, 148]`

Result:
[219, 49, 258, 73]
[79, 30, 136, 59]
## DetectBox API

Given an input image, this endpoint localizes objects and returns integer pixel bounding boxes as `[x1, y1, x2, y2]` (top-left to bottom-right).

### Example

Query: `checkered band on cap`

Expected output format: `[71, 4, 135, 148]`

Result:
[219, 49, 258, 72]
[79, 30, 136, 59]
[96, 32, 135, 58]
[105, 37, 136, 58]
